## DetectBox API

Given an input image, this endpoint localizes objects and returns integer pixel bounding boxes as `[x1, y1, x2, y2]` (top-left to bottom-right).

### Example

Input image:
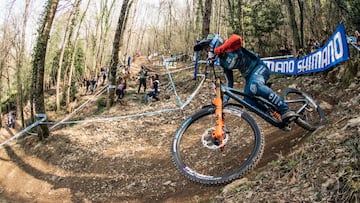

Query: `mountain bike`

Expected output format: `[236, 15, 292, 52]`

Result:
[171, 59, 326, 185]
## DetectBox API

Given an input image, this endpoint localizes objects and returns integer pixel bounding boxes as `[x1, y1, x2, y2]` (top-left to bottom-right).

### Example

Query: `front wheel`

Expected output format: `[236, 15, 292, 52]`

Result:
[171, 105, 264, 185]
[283, 88, 326, 131]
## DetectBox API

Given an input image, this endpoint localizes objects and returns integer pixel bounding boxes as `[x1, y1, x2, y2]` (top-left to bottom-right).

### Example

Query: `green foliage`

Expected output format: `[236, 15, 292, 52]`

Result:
[96, 97, 107, 113]
[337, 0, 360, 29]
[49, 45, 85, 84]
[49, 47, 72, 80]
[242, 1, 285, 55]
[74, 46, 85, 78]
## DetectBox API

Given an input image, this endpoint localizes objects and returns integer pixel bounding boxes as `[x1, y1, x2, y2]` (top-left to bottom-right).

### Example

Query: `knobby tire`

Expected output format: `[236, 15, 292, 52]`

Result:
[171, 105, 264, 185]
[283, 88, 326, 131]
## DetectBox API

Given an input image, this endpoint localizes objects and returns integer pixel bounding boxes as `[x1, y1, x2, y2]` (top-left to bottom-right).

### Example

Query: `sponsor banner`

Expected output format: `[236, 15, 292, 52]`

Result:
[263, 23, 349, 75]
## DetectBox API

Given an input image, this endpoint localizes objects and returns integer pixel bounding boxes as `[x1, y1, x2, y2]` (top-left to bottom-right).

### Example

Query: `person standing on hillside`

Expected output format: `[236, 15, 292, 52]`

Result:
[355, 30, 360, 45]
[90, 78, 98, 94]
[7, 110, 16, 129]
[145, 74, 160, 104]
[127, 56, 131, 74]
[116, 78, 127, 101]
[83, 78, 91, 95]
[137, 66, 148, 93]
[100, 67, 107, 86]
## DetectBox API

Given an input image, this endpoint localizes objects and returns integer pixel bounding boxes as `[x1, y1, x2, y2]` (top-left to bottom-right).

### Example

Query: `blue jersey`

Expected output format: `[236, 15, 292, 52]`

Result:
[219, 47, 263, 78]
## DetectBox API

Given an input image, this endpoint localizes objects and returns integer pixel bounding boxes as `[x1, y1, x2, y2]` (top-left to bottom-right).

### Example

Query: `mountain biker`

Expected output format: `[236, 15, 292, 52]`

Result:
[194, 33, 297, 122]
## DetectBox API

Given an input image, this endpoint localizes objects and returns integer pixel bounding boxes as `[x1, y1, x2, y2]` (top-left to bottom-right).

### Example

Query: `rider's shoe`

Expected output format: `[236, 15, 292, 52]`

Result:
[281, 110, 298, 122]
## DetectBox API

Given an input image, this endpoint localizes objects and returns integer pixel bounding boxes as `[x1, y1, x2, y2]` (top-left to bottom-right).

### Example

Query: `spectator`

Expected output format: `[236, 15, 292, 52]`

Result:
[100, 67, 107, 86]
[127, 56, 131, 72]
[309, 37, 320, 52]
[296, 48, 306, 58]
[145, 74, 160, 104]
[355, 30, 360, 45]
[285, 44, 293, 55]
[137, 66, 148, 93]
[90, 78, 97, 94]
[7, 111, 16, 129]
[279, 44, 287, 56]
[83, 78, 91, 95]
[116, 79, 127, 101]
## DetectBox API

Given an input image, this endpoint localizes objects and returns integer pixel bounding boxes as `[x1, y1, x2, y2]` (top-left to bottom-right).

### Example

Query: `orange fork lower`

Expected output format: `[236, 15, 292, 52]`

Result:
[211, 78, 225, 145]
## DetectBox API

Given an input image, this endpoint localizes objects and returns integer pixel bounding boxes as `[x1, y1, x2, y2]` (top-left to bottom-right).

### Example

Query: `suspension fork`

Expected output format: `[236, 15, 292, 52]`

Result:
[212, 78, 225, 146]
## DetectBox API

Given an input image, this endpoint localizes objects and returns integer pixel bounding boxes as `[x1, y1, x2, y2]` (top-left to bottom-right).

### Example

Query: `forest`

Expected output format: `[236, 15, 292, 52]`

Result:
[0, 0, 360, 202]
[0, 0, 359, 137]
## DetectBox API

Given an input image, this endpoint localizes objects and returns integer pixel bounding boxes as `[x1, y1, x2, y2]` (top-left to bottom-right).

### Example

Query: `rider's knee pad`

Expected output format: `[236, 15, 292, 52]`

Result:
[249, 80, 265, 95]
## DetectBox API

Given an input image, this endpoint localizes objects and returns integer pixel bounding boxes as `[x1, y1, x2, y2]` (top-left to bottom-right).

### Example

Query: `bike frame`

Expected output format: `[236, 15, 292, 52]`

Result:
[219, 82, 311, 129]
[220, 83, 286, 129]
[202, 58, 310, 130]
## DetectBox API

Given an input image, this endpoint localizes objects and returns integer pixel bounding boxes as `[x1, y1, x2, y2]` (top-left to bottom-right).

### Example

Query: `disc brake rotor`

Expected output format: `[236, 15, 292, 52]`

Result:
[201, 127, 229, 150]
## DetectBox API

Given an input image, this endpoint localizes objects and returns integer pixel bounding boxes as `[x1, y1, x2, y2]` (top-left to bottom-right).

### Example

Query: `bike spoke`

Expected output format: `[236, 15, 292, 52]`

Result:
[284, 89, 325, 131]
[177, 108, 258, 180]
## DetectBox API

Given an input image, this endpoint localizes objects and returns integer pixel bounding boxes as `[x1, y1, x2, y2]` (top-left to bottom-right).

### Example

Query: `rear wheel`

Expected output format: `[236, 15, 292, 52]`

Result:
[283, 88, 325, 131]
[171, 105, 264, 185]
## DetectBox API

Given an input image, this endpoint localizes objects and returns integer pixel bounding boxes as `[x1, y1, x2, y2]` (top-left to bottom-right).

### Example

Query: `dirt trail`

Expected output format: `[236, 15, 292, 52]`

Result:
[0, 125, 308, 203]
[0, 57, 313, 202]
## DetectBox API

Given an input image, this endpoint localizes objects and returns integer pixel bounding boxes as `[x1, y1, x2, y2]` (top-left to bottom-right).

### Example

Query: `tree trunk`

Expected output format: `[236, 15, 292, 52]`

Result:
[108, 0, 132, 107]
[237, 0, 243, 36]
[0, 60, 4, 128]
[92, 0, 116, 78]
[202, 0, 213, 37]
[55, 5, 77, 112]
[195, 0, 203, 38]
[313, 0, 323, 38]
[32, 0, 59, 140]
[226, 0, 236, 33]
[298, 0, 305, 48]
[65, 0, 84, 107]
[185, 0, 193, 53]
[97, 0, 117, 75]
[285, 0, 301, 52]
[124, 1, 137, 56]
[16, 0, 31, 128]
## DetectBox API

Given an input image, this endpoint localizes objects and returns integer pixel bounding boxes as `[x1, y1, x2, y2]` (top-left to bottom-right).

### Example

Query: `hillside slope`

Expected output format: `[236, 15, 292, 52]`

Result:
[0, 56, 359, 202]
[213, 66, 360, 202]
